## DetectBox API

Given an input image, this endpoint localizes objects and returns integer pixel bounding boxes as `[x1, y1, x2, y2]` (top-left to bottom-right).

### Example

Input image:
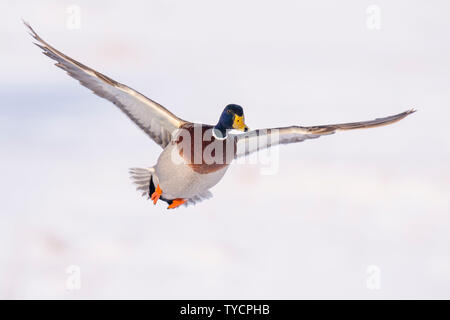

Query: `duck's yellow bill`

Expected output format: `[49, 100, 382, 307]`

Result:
[233, 115, 249, 132]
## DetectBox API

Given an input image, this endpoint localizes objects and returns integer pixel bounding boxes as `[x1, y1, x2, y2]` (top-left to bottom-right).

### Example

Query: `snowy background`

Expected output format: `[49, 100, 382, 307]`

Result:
[1, 0, 449, 299]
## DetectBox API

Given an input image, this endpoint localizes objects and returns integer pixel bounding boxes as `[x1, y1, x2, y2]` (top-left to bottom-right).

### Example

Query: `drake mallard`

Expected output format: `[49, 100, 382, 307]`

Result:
[26, 23, 415, 209]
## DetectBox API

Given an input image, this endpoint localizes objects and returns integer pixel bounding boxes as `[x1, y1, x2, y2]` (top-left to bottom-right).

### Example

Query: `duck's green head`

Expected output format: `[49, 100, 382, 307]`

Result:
[215, 104, 249, 135]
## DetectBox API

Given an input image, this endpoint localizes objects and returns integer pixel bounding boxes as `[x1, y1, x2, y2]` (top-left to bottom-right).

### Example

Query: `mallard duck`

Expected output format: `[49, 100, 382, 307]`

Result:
[26, 23, 415, 209]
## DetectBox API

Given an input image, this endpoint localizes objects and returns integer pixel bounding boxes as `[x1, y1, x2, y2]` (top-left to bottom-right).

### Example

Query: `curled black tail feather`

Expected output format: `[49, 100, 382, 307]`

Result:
[149, 175, 172, 205]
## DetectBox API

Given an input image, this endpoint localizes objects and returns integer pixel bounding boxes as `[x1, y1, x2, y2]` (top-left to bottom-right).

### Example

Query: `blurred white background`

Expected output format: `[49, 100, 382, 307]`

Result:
[0, 0, 449, 299]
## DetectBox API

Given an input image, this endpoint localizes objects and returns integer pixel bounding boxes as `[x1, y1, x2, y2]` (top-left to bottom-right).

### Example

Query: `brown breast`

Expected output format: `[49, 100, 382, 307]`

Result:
[175, 123, 237, 174]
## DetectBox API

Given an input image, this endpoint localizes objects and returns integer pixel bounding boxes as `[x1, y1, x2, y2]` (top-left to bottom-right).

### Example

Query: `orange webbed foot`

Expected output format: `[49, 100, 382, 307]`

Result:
[150, 184, 162, 205]
[167, 198, 187, 209]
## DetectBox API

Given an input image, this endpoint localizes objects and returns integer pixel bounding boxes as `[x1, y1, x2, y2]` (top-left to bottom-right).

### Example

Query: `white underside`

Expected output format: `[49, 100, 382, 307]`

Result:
[130, 142, 229, 206]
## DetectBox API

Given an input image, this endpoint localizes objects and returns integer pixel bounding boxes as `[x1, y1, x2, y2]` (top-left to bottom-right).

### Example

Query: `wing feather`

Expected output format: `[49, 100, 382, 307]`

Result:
[235, 109, 416, 157]
[25, 22, 186, 148]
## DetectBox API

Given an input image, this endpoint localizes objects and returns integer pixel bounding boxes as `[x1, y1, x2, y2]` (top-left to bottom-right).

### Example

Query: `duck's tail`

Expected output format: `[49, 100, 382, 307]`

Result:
[129, 167, 155, 199]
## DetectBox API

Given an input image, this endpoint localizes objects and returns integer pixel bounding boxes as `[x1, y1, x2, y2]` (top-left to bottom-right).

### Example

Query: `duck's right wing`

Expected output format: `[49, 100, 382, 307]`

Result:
[25, 22, 186, 148]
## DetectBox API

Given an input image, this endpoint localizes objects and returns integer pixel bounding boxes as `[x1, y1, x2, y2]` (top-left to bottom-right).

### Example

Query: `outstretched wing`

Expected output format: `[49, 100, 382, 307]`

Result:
[25, 22, 186, 148]
[234, 109, 416, 157]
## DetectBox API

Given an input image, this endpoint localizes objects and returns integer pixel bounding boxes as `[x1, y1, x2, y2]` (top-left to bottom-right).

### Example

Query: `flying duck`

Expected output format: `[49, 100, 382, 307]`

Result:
[25, 22, 415, 209]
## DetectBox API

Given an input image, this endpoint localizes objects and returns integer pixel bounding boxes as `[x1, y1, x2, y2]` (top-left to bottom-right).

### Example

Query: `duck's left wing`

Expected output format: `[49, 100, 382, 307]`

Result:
[25, 22, 187, 148]
[234, 109, 416, 158]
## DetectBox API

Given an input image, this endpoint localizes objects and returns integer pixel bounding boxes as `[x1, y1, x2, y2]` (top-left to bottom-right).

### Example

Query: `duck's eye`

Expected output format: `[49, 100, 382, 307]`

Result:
[226, 110, 232, 114]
